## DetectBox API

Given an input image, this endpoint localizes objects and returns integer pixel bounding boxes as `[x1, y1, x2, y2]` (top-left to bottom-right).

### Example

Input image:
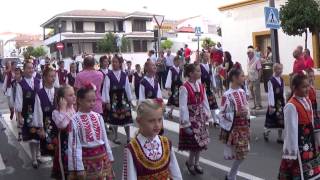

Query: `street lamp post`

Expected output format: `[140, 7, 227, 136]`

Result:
[58, 23, 63, 60]
[153, 15, 165, 57]
[269, 0, 280, 63]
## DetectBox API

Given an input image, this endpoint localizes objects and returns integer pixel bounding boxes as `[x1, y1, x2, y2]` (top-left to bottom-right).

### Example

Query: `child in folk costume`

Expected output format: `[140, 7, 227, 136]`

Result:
[57, 60, 68, 86]
[122, 99, 182, 180]
[15, 60, 42, 169]
[33, 67, 59, 158]
[133, 64, 143, 100]
[200, 53, 219, 125]
[140, 60, 164, 135]
[66, 63, 77, 87]
[10, 67, 23, 141]
[125, 61, 134, 84]
[139, 61, 162, 102]
[102, 54, 133, 144]
[264, 63, 285, 143]
[2, 61, 16, 119]
[165, 56, 183, 119]
[99, 55, 110, 77]
[213, 62, 224, 98]
[219, 64, 250, 180]
[307, 69, 320, 130]
[51, 86, 76, 180]
[179, 64, 214, 175]
[68, 84, 114, 180]
[279, 73, 320, 180]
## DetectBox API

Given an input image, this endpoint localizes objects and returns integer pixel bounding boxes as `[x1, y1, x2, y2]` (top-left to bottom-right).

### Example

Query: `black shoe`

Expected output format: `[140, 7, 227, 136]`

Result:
[113, 139, 121, 145]
[277, 139, 284, 144]
[194, 165, 204, 174]
[185, 161, 196, 176]
[263, 132, 269, 142]
[32, 161, 38, 169]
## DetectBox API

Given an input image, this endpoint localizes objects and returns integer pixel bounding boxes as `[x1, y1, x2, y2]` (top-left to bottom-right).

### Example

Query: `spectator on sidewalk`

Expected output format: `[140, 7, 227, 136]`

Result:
[156, 51, 166, 89]
[184, 44, 192, 64]
[304, 48, 314, 69]
[247, 47, 262, 110]
[148, 50, 157, 64]
[292, 48, 306, 74]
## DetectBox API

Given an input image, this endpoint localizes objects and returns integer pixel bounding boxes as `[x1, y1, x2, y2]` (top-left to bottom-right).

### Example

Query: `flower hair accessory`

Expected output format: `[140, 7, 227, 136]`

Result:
[83, 82, 97, 91]
[234, 62, 241, 69]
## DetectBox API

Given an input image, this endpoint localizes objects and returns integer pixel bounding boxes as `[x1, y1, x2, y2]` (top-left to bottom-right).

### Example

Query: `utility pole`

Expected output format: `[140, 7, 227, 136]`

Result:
[269, 0, 280, 63]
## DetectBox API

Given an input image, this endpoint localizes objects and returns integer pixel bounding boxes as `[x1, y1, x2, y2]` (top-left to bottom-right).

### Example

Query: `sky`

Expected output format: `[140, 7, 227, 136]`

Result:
[0, 0, 236, 34]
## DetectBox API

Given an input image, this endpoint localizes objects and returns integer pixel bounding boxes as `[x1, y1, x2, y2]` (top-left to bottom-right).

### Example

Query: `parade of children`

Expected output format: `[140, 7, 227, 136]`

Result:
[3, 44, 320, 180]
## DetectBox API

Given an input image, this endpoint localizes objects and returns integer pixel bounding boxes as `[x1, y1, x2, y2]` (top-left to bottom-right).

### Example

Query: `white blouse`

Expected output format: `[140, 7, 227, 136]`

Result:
[32, 87, 55, 127]
[15, 77, 43, 112]
[219, 88, 250, 131]
[267, 76, 286, 106]
[100, 68, 109, 76]
[52, 109, 75, 129]
[165, 66, 180, 89]
[122, 134, 182, 180]
[68, 111, 114, 171]
[179, 81, 213, 128]
[200, 63, 216, 88]
[139, 76, 162, 102]
[2, 72, 14, 95]
[101, 70, 132, 103]
[282, 96, 318, 160]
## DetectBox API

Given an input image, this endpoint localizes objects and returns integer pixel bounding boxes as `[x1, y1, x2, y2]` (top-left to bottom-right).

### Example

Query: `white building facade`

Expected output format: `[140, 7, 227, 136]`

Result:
[41, 10, 156, 58]
[218, 0, 317, 75]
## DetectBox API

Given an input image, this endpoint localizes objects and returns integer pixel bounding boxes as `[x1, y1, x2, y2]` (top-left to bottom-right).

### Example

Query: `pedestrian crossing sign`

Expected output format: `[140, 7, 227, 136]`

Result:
[264, 7, 280, 29]
[195, 26, 202, 36]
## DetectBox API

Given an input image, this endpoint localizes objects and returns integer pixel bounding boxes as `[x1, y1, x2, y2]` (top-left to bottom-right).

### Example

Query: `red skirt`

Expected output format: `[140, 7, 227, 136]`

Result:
[82, 145, 113, 180]
[178, 128, 207, 151]
[278, 159, 301, 180]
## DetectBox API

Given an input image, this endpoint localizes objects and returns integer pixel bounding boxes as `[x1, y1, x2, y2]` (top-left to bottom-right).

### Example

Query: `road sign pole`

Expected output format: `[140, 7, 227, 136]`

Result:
[197, 36, 200, 59]
[269, 0, 280, 63]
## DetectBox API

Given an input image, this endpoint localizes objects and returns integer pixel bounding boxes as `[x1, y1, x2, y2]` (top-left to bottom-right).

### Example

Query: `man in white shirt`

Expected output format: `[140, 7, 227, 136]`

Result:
[148, 50, 157, 64]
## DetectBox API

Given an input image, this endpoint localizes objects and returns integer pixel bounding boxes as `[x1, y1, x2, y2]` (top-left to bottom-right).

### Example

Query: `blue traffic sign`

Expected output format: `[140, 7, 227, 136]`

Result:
[195, 26, 202, 36]
[264, 7, 280, 29]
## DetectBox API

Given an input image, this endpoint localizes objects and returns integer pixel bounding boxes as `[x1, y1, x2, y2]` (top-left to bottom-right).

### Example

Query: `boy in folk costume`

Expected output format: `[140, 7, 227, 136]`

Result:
[16, 60, 42, 169]
[122, 99, 182, 180]
[133, 64, 143, 100]
[99, 55, 110, 77]
[2, 61, 17, 119]
[57, 60, 68, 86]
[200, 53, 219, 125]
[68, 84, 114, 180]
[125, 61, 134, 84]
[264, 63, 285, 143]
[33, 67, 58, 157]
[10, 67, 23, 141]
[279, 73, 320, 180]
[179, 64, 214, 175]
[66, 63, 77, 87]
[219, 64, 250, 180]
[102, 54, 133, 144]
[165, 56, 183, 119]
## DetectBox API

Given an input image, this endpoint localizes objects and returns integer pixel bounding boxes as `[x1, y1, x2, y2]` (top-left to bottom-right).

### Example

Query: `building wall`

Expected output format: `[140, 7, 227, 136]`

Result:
[105, 21, 114, 31]
[84, 22, 95, 32]
[66, 20, 73, 32]
[146, 21, 154, 31]
[124, 20, 132, 33]
[219, 0, 313, 75]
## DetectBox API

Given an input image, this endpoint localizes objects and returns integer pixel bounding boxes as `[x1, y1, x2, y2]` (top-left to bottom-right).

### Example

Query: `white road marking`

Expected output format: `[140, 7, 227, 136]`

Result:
[0, 154, 6, 170]
[118, 126, 264, 180]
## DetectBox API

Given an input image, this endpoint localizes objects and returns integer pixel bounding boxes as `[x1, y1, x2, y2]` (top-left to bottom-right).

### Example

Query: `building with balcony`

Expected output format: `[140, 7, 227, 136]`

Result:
[41, 9, 156, 58]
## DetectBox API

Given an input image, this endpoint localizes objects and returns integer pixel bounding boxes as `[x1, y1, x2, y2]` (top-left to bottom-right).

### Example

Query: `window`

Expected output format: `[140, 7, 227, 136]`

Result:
[133, 40, 148, 52]
[118, 21, 124, 32]
[75, 21, 83, 33]
[132, 20, 146, 32]
[95, 22, 105, 33]
[60, 21, 67, 32]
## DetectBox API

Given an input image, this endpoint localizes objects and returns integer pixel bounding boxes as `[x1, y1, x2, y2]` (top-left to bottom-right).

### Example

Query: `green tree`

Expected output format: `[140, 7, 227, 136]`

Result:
[201, 38, 216, 50]
[23, 46, 34, 59]
[280, 0, 320, 49]
[97, 32, 117, 53]
[121, 37, 131, 53]
[160, 40, 173, 50]
[31, 46, 47, 58]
